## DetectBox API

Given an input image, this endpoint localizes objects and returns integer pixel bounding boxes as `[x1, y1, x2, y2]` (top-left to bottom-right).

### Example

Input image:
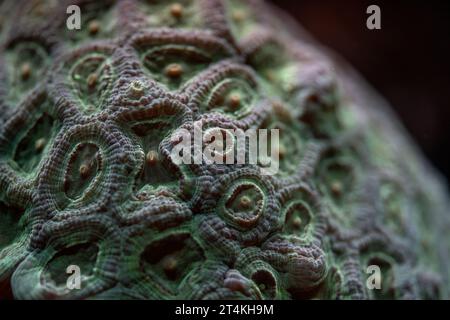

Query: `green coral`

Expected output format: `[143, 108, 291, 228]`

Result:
[0, 0, 449, 300]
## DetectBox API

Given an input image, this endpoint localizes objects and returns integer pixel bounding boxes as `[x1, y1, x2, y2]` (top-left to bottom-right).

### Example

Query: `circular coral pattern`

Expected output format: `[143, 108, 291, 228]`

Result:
[0, 0, 449, 300]
[221, 179, 265, 229]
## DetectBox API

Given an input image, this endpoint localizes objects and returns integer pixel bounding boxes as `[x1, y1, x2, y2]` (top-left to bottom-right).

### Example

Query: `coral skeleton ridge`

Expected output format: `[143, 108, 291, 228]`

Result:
[0, 0, 449, 299]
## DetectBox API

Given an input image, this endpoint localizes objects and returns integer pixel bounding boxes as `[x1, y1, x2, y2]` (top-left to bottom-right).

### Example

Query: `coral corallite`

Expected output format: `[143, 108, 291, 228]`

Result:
[0, 0, 449, 300]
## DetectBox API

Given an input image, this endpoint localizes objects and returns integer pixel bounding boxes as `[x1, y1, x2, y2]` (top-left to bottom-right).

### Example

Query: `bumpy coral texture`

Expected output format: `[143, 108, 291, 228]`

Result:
[0, 0, 449, 300]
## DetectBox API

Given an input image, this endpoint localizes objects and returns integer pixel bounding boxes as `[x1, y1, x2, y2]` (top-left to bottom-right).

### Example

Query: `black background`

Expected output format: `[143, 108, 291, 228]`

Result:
[270, 0, 450, 182]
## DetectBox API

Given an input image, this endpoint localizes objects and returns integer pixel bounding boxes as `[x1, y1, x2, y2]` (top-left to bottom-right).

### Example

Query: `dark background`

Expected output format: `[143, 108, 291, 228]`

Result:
[270, 0, 450, 181]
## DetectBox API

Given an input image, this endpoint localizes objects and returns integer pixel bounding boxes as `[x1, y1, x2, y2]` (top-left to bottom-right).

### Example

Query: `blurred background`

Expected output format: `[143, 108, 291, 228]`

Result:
[270, 0, 450, 182]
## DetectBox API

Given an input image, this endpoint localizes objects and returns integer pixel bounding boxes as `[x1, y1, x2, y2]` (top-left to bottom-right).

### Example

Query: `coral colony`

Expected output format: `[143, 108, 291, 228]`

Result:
[0, 0, 449, 300]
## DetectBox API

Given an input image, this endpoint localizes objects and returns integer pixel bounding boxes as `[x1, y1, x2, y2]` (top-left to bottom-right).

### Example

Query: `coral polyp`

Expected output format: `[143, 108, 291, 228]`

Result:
[0, 0, 449, 300]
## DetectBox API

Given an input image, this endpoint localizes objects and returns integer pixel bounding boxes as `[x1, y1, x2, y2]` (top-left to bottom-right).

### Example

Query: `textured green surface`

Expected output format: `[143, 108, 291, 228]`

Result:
[0, 0, 449, 299]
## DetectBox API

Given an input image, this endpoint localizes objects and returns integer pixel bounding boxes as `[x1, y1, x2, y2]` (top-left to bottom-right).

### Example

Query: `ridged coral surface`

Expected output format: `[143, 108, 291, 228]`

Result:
[0, 0, 449, 300]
